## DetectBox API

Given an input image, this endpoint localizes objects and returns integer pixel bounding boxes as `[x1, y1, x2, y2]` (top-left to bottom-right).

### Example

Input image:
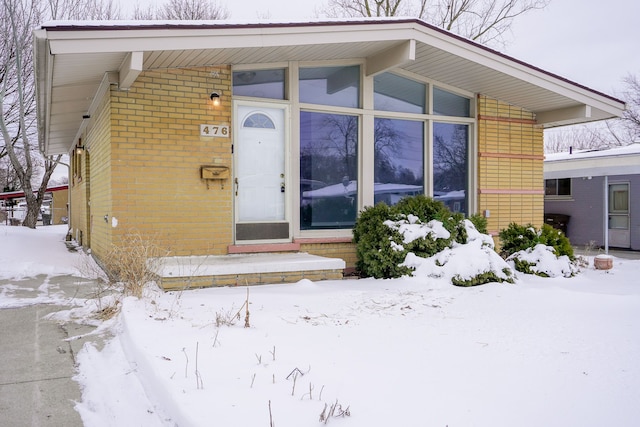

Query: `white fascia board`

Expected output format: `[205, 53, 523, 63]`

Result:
[33, 29, 54, 154]
[544, 154, 640, 179]
[45, 23, 417, 55]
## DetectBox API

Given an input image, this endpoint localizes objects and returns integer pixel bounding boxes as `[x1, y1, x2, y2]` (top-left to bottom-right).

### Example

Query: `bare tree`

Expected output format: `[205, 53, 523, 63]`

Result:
[1, 158, 20, 191]
[132, 2, 157, 19]
[544, 126, 604, 154]
[46, 0, 120, 20]
[322, 0, 407, 17]
[1, 0, 119, 229]
[133, 0, 230, 20]
[318, 0, 550, 47]
[617, 74, 640, 143]
[1, 0, 61, 228]
[544, 74, 640, 154]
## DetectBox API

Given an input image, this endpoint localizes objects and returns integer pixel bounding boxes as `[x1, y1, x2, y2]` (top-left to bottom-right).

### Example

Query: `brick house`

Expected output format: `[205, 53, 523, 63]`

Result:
[34, 19, 625, 288]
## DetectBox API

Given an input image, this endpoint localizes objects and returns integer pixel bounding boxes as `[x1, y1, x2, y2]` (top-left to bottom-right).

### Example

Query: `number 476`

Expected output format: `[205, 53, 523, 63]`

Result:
[201, 125, 229, 137]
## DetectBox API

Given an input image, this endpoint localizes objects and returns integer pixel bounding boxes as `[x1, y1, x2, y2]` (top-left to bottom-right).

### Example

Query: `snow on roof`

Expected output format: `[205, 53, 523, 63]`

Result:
[544, 143, 640, 179]
[545, 143, 640, 162]
[39, 16, 416, 30]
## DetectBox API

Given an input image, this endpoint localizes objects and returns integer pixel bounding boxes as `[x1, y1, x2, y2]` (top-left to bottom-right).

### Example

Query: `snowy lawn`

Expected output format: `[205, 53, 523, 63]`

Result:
[1, 225, 639, 426]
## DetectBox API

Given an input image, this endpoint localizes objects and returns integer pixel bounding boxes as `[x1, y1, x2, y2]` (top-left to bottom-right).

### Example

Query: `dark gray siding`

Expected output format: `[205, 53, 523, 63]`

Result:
[544, 175, 640, 250]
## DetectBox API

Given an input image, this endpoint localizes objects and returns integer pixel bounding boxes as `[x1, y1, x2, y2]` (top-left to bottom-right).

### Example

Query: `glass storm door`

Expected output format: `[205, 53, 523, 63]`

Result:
[235, 104, 289, 241]
[608, 183, 630, 248]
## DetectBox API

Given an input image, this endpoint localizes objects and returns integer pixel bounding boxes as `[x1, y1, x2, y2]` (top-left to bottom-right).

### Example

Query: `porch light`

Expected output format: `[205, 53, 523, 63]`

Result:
[76, 144, 84, 155]
[210, 91, 221, 107]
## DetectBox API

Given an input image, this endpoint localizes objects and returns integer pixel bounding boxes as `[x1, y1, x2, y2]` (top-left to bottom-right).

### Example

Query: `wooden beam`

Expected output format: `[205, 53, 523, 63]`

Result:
[366, 39, 415, 76]
[536, 104, 591, 126]
[119, 51, 143, 90]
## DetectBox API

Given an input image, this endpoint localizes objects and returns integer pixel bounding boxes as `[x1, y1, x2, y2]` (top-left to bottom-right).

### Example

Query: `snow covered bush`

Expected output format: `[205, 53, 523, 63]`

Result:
[353, 196, 515, 286]
[498, 223, 574, 260]
[467, 212, 488, 234]
[402, 222, 515, 286]
[353, 197, 456, 278]
[499, 223, 578, 277]
[506, 244, 579, 278]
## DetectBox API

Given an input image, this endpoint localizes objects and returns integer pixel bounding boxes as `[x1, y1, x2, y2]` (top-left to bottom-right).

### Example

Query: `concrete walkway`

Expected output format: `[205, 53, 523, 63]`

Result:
[0, 275, 100, 427]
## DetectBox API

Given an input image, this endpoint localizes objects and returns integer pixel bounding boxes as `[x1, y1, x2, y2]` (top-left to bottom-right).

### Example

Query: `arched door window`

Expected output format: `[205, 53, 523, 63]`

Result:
[243, 113, 276, 129]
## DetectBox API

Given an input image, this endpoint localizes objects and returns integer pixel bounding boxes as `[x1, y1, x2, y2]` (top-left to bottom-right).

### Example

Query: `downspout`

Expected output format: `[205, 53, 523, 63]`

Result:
[604, 175, 609, 254]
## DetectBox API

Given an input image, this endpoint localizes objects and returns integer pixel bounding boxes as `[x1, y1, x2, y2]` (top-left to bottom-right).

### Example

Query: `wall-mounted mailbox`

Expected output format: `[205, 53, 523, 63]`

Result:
[201, 165, 229, 180]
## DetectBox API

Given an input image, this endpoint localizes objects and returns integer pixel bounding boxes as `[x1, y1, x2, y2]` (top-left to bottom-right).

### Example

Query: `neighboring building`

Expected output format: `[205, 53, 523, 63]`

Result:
[544, 144, 640, 251]
[33, 19, 625, 287]
[0, 185, 69, 226]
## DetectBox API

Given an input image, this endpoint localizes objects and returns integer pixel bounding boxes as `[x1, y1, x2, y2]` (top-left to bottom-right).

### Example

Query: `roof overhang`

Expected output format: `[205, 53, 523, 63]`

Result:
[34, 18, 626, 155]
[544, 146, 640, 179]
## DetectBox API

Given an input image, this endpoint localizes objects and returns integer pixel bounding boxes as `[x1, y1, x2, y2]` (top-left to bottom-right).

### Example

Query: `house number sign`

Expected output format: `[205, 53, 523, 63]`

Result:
[200, 124, 230, 137]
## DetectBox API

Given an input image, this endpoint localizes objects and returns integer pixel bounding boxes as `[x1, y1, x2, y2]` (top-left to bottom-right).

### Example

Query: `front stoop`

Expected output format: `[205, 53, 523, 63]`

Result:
[148, 252, 346, 291]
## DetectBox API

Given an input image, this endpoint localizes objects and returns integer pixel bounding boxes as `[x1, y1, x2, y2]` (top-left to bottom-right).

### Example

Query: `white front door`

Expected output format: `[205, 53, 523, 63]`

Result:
[608, 182, 630, 248]
[235, 104, 289, 241]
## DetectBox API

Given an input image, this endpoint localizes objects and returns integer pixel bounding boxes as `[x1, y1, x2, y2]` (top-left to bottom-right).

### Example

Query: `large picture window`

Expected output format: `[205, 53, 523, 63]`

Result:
[300, 111, 358, 230]
[374, 118, 424, 205]
[433, 122, 469, 214]
[234, 63, 475, 233]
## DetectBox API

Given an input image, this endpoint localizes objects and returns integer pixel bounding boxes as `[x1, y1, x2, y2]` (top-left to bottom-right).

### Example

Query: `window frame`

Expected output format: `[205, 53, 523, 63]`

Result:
[545, 178, 572, 199]
[232, 62, 477, 238]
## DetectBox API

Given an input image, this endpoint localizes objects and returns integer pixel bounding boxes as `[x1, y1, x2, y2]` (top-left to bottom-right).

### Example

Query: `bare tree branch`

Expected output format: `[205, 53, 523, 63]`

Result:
[133, 0, 230, 20]
[318, 0, 550, 47]
[47, 0, 121, 20]
[1, 0, 109, 228]
[619, 74, 640, 142]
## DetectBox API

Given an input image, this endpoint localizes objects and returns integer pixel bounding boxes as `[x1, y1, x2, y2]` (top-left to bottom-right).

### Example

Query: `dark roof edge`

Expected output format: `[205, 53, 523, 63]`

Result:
[39, 18, 625, 106]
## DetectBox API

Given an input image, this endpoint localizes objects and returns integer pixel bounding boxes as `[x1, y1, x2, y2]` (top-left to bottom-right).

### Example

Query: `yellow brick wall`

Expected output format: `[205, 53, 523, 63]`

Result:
[300, 242, 357, 270]
[477, 95, 545, 239]
[83, 90, 113, 258]
[108, 66, 232, 256]
[77, 75, 544, 272]
[70, 119, 96, 247]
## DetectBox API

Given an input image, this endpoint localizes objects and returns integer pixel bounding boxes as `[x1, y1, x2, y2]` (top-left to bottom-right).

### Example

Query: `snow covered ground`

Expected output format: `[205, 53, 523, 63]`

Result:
[1, 224, 639, 426]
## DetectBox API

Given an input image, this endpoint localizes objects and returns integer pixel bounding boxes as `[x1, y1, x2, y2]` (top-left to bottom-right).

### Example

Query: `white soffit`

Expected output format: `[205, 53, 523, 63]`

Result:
[35, 19, 626, 155]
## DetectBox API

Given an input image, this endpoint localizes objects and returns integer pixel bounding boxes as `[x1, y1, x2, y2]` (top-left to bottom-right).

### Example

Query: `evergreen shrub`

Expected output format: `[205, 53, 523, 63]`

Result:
[352, 203, 412, 279]
[498, 223, 574, 260]
[354, 196, 461, 278]
[498, 222, 577, 277]
[353, 195, 507, 284]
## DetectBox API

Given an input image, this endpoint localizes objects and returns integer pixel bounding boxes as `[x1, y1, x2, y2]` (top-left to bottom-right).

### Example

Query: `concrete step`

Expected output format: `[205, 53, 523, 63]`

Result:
[148, 252, 346, 290]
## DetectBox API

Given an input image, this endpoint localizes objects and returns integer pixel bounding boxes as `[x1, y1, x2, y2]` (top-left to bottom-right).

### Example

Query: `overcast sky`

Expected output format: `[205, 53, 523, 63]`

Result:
[212, 0, 639, 98]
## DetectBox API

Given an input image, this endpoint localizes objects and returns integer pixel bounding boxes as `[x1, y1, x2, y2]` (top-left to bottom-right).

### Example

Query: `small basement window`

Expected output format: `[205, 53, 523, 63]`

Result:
[545, 178, 571, 197]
